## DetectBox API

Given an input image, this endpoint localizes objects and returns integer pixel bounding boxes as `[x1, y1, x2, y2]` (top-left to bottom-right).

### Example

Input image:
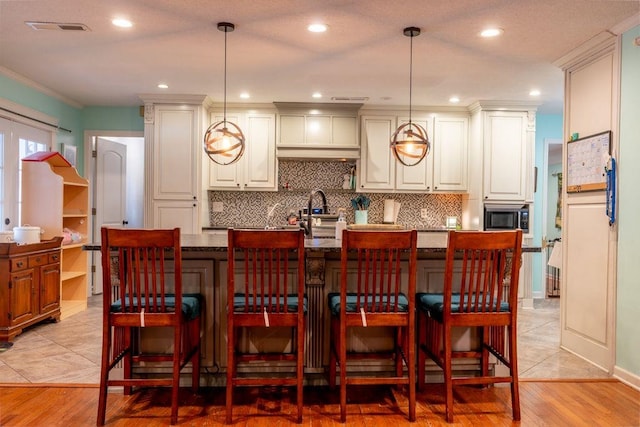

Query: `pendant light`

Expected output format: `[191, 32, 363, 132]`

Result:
[390, 26, 430, 167]
[204, 22, 245, 165]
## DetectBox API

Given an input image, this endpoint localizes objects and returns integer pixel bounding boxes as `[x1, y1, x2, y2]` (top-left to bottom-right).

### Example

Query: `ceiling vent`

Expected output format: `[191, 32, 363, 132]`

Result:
[25, 21, 90, 31]
[331, 96, 369, 102]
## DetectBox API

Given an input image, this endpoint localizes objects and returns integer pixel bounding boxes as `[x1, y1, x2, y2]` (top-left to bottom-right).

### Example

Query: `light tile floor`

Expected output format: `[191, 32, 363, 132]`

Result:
[0, 296, 609, 384]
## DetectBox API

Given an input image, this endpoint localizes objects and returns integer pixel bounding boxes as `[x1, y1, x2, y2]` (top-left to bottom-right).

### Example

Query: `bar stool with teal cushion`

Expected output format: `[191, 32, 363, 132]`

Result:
[226, 228, 307, 424]
[97, 227, 202, 426]
[416, 230, 523, 423]
[327, 229, 417, 423]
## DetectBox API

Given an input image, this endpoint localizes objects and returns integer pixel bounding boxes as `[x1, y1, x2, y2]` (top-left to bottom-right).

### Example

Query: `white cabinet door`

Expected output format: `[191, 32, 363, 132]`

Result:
[433, 116, 468, 192]
[153, 200, 199, 234]
[359, 116, 395, 191]
[153, 105, 199, 200]
[207, 112, 243, 189]
[244, 113, 277, 190]
[483, 111, 527, 201]
[207, 112, 276, 191]
[395, 116, 433, 191]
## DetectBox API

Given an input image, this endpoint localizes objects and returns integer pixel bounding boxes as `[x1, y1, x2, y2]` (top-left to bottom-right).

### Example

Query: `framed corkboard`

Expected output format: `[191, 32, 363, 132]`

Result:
[566, 131, 611, 193]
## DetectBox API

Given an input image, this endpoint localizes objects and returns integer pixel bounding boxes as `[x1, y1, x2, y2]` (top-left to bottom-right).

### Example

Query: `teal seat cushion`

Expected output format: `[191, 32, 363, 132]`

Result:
[233, 294, 308, 314]
[110, 293, 202, 321]
[416, 292, 510, 322]
[327, 292, 409, 316]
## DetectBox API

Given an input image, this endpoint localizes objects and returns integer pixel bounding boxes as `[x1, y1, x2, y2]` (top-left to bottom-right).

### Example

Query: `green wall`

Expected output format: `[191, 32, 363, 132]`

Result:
[533, 114, 564, 296]
[616, 24, 640, 377]
[0, 74, 142, 175]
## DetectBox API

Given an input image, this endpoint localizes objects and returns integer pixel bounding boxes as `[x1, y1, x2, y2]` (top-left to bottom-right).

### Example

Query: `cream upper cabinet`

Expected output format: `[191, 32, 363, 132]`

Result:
[207, 110, 277, 191]
[359, 114, 466, 193]
[432, 115, 469, 192]
[275, 102, 361, 159]
[153, 104, 201, 200]
[359, 115, 396, 191]
[140, 94, 206, 232]
[394, 116, 433, 191]
[482, 111, 531, 201]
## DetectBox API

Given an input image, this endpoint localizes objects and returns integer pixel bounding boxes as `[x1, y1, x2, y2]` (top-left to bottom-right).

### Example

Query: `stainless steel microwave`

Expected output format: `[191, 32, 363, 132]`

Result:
[483, 204, 529, 233]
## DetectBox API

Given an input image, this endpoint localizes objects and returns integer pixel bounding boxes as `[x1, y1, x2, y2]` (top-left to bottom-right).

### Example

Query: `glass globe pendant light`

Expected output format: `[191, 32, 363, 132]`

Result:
[390, 26, 430, 167]
[204, 22, 245, 165]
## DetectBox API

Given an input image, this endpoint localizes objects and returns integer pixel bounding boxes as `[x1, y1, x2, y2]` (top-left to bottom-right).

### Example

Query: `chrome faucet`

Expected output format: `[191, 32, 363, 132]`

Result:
[265, 202, 282, 230]
[300, 188, 328, 238]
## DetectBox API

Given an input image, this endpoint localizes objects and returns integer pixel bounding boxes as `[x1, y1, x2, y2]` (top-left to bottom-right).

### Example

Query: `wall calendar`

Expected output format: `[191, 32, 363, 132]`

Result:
[566, 130, 611, 193]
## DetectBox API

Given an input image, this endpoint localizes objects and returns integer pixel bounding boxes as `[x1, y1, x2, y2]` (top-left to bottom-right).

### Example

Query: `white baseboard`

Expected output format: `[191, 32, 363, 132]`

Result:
[613, 365, 640, 391]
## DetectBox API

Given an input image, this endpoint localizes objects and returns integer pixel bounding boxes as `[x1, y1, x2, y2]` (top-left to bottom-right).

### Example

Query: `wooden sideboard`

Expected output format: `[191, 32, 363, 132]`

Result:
[0, 238, 63, 342]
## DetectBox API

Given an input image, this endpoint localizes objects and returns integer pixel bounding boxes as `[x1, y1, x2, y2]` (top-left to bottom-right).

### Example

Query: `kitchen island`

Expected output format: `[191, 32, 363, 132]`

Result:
[85, 231, 539, 386]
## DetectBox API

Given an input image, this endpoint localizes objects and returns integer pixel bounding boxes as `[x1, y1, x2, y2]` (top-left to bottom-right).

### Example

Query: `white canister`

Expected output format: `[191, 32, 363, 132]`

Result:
[13, 226, 42, 244]
[0, 230, 13, 242]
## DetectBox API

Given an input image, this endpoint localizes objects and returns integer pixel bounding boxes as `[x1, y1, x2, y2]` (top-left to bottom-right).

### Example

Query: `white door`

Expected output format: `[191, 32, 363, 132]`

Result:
[93, 138, 127, 294]
[0, 117, 51, 230]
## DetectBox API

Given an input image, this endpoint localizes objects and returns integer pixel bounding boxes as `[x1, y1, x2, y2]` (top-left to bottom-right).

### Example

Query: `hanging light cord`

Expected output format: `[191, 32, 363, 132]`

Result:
[223, 27, 228, 123]
[408, 31, 414, 126]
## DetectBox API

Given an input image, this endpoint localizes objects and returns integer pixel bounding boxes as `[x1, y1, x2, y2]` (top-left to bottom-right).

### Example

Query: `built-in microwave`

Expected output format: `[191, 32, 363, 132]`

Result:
[483, 204, 529, 234]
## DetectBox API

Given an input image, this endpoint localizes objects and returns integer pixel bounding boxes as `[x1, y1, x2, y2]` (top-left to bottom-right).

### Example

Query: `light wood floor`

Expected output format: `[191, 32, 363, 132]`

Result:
[1, 380, 638, 426]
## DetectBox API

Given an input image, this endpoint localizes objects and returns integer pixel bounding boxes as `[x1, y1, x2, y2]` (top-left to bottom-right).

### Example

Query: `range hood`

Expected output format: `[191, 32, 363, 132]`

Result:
[274, 102, 362, 160]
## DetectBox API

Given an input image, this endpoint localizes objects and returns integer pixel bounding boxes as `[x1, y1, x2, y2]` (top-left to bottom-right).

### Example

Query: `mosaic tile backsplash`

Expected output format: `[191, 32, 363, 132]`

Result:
[207, 160, 462, 229]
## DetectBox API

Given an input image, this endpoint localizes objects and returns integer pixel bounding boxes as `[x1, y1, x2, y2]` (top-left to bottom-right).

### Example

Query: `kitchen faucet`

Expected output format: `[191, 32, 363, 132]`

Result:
[265, 202, 282, 229]
[300, 188, 328, 238]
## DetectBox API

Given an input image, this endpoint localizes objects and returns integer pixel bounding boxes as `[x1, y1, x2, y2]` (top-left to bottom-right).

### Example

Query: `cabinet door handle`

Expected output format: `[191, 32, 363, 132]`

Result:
[35, 257, 42, 263]
[16, 261, 24, 268]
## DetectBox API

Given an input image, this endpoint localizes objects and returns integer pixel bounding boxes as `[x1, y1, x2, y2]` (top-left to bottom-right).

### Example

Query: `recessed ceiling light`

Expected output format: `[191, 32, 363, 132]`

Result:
[308, 23, 327, 33]
[449, 96, 460, 104]
[112, 18, 132, 28]
[157, 83, 168, 89]
[240, 92, 250, 99]
[529, 89, 541, 97]
[312, 92, 322, 99]
[480, 28, 503, 38]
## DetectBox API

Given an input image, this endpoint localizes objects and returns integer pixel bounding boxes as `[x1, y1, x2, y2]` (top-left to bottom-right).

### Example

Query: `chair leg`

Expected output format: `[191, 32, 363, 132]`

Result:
[296, 323, 304, 424]
[226, 324, 235, 424]
[508, 325, 521, 421]
[339, 322, 347, 423]
[395, 327, 403, 378]
[170, 326, 181, 425]
[407, 322, 416, 422]
[481, 326, 490, 379]
[122, 327, 132, 396]
[417, 312, 426, 391]
[443, 325, 454, 423]
[96, 325, 112, 426]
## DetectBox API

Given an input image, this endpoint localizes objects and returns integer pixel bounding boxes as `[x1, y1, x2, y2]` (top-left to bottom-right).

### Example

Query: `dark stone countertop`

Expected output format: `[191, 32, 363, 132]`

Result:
[84, 231, 540, 253]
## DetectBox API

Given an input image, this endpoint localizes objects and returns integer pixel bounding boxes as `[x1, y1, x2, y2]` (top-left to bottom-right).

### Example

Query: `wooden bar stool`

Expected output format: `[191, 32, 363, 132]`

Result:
[327, 229, 417, 422]
[226, 228, 306, 424]
[96, 227, 202, 425]
[417, 229, 523, 422]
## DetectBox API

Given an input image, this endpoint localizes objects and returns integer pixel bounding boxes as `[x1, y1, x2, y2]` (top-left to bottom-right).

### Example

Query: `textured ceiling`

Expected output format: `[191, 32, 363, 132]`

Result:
[0, 0, 638, 113]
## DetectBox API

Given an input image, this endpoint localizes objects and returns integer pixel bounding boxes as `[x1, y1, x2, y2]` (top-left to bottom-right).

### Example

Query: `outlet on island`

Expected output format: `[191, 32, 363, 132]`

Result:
[420, 208, 428, 219]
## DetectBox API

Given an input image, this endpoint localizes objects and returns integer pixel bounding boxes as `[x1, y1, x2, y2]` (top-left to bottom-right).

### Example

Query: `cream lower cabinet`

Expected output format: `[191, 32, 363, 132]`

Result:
[359, 115, 468, 192]
[208, 111, 277, 191]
